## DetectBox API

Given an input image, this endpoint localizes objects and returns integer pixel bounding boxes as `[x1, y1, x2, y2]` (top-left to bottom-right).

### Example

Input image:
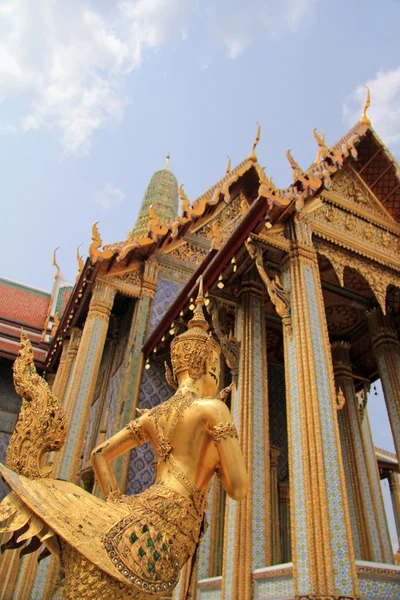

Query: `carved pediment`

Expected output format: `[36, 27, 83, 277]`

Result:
[194, 193, 245, 245]
[100, 269, 142, 297]
[168, 242, 208, 265]
[310, 201, 400, 266]
[329, 167, 394, 222]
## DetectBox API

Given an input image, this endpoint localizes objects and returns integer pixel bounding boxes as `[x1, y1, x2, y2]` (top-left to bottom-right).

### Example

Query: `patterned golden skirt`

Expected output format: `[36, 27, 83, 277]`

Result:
[0, 465, 204, 599]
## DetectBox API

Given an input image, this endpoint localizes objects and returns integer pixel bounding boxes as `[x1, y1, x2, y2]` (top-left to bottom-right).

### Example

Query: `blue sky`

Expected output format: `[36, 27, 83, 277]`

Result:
[0, 0, 399, 548]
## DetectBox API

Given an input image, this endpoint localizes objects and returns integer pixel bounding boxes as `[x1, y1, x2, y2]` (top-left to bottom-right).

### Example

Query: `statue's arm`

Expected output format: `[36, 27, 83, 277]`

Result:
[91, 417, 149, 499]
[206, 401, 248, 500]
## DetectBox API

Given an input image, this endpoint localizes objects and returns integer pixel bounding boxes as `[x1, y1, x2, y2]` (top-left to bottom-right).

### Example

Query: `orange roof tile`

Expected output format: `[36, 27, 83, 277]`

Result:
[0, 278, 51, 329]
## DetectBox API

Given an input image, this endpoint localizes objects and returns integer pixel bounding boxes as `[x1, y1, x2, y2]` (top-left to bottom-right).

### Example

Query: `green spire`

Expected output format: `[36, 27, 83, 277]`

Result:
[130, 156, 178, 239]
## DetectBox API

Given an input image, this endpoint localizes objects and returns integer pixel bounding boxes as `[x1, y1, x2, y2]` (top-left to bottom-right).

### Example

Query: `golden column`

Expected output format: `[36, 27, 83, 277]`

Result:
[51, 337, 70, 396]
[388, 471, 400, 556]
[58, 279, 116, 483]
[270, 445, 282, 565]
[280, 215, 359, 599]
[332, 341, 393, 563]
[52, 327, 82, 405]
[278, 480, 291, 563]
[367, 308, 400, 464]
[222, 282, 271, 600]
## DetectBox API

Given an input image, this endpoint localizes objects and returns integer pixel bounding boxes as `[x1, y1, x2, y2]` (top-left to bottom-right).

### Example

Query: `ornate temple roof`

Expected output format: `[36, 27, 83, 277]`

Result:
[0, 276, 73, 367]
[0, 278, 51, 365]
[129, 158, 179, 239]
[0, 278, 51, 328]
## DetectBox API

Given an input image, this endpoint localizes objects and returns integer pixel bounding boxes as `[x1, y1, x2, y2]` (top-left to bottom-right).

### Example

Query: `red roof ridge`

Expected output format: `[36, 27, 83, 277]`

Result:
[0, 276, 51, 297]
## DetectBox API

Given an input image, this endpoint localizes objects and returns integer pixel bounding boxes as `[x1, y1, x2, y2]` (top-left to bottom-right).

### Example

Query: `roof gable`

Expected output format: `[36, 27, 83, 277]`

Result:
[350, 129, 400, 221]
[327, 166, 397, 225]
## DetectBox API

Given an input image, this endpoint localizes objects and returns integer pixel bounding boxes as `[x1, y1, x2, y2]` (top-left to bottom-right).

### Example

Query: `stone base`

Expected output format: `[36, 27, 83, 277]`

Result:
[197, 561, 400, 600]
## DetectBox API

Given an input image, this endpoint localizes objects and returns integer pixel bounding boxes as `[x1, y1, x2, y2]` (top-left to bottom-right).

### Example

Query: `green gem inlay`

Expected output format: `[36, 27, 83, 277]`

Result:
[154, 551, 160, 561]
[157, 533, 162, 540]
[148, 562, 154, 571]
[139, 547, 145, 558]
[162, 543, 167, 552]
[147, 538, 153, 547]
[130, 533, 138, 544]
[142, 525, 148, 533]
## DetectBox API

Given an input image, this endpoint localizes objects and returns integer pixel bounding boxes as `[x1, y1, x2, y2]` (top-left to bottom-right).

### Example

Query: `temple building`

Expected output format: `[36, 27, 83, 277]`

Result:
[1, 95, 400, 599]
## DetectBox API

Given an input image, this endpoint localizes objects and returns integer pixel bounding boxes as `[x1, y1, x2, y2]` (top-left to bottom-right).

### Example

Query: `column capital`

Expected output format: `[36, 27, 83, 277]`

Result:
[331, 341, 353, 378]
[366, 307, 399, 350]
[88, 280, 116, 320]
[278, 480, 290, 504]
[142, 258, 161, 298]
[270, 445, 282, 469]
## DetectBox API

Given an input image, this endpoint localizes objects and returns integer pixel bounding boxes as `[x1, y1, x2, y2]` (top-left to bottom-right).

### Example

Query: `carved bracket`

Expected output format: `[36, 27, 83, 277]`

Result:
[245, 237, 292, 338]
[206, 298, 240, 385]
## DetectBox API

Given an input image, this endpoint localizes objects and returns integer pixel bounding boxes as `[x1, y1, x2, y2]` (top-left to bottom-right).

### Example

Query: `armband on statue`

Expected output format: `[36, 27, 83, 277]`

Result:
[208, 422, 238, 443]
[126, 419, 149, 445]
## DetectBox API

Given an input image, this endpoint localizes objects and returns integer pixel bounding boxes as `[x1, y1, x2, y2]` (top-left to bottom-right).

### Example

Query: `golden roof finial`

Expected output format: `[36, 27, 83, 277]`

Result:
[76, 243, 83, 272]
[286, 149, 303, 180]
[361, 85, 371, 126]
[165, 154, 170, 169]
[76, 243, 84, 282]
[52, 247, 60, 280]
[226, 155, 231, 174]
[179, 184, 191, 214]
[248, 122, 261, 162]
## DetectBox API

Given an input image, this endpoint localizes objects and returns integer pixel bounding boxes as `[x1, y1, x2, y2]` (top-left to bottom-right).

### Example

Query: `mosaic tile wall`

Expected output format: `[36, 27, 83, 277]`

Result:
[282, 268, 310, 596]
[105, 363, 124, 440]
[146, 276, 184, 337]
[197, 479, 215, 579]
[58, 318, 104, 481]
[0, 431, 10, 500]
[361, 410, 394, 562]
[221, 309, 242, 599]
[342, 377, 386, 561]
[255, 574, 294, 599]
[125, 359, 174, 495]
[30, 555, 50, 599]
[375, 352, 400, 463]
[251, 296, 269, 571]
[198, 588, 222, 600]
[358, 572, 400, 599]
[337, 410, 362, 559]
[82, 393, 100, 465]
[304, 265, 354, 595]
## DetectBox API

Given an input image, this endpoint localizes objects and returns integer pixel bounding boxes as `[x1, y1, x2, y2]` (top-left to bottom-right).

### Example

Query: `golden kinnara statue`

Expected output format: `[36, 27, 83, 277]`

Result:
[0, 281, 248, 599]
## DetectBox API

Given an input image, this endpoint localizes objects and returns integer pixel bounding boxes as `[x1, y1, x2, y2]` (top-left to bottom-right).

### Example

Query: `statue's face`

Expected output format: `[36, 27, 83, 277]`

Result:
[202, 348, 221, 397]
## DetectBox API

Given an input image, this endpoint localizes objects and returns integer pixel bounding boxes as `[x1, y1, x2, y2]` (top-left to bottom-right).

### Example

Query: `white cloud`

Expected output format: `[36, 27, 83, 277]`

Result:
[94, 182, 125, 210]
[213, 0, 318, 58]
[0, 0, 317, 153]
[0, 0, 193, 154]
[343, 67, 400, 148]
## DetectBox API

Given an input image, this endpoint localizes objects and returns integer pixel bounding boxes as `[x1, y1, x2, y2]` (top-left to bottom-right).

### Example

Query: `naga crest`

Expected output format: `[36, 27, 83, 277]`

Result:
[6, 331, 67, 478]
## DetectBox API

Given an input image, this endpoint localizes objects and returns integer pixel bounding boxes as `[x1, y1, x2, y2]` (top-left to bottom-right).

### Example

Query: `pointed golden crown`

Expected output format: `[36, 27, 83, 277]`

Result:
[170, 278, 220, 379]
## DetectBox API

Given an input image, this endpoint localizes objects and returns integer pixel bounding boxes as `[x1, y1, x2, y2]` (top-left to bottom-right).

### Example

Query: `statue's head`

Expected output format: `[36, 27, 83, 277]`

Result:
[169, 278, 221, 395]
